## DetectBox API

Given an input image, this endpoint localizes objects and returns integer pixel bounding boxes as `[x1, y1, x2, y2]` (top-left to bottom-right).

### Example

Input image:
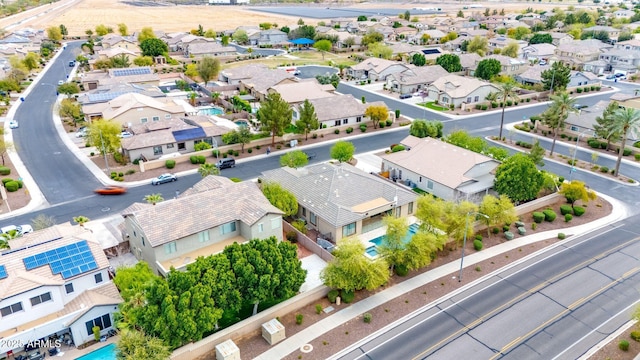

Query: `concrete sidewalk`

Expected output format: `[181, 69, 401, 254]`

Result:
[255, 193, 629, 360]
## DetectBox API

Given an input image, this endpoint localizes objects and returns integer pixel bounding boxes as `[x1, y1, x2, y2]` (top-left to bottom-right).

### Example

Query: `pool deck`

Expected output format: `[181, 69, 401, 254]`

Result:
[49, 336, 118, 359]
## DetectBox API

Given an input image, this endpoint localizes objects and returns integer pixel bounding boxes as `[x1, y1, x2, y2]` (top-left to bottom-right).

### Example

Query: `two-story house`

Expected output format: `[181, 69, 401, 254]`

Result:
[122, 176, 284, 276]
[583, 25, 620, 42]
[261, 163, 418, 242]
[348, 57, 410, 81]
[81, 92, 190, 125]
[100, 34, 141, 54]
[471, 54, 528, 76]
[553, 39, 612, 70]
[80, 67, 160, 91]
[0, 224, 122, 355]
[521, 43, 557, 62]
[249, 29, 289, 47]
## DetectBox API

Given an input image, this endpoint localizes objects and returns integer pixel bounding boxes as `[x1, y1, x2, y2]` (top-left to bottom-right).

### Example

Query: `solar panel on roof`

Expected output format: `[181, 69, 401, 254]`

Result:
[422, 49, 441, 55]
[22, 240, 98, 279]
[0, 265, 7, 279]
[173, 128, 207, 142]
[112, 67, 152, 77]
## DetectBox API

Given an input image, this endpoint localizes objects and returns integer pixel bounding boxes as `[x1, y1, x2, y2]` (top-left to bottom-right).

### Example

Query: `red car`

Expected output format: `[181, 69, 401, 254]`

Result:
[94, 185, 127, 195]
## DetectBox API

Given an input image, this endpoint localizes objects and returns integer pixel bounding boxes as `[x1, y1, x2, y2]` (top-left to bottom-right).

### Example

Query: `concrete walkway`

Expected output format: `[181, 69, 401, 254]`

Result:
[255, 193, 629, 360]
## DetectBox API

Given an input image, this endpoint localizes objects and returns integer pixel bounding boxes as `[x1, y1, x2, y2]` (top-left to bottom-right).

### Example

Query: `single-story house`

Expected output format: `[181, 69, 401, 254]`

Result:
[81, 92, 191, 125]
[381, 135, 501, 202]
[348, 57, 410, 81]
[302, 94, 370, 128]
[269, 79, 336, 105]
[260, 163, 418, 242]
[521, 43, 557, 62]
[425, 74, 501, 109]
[385, 65, 449, 95]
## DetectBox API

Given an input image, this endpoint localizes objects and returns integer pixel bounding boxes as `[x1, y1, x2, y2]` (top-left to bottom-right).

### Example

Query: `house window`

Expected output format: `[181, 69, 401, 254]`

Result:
[178, 143, 186, 150]
[141, 237, 145, 247]
[167, 143, 174, 148]
[343, 119, 348, 124]
[427, 180, 434, 189]
[466, 97, 471, 103]
[474, 96, 479, 102]
[271, 218, 280, 230]
[310, 212, 317, 226]
[395, 207, 401, 217]
[408, 202, 414, 215]
[165, 114, 171, 119]
[334, 120, 341, 126]
[342, 222, 356, 237]
[198, 231, 210, 242]
[442, 97, 448, 103]
[152, 116, 160, 122]
[302, 208, 306, 217]
[141, 118, 148, 123]
[164, 241, 177, 254]
[85, 314, 112, 336]
[0, 302, 23, 317]
[419, 176, 422, 182]
[30, 292, 52, 306]
[95, 273, 103, 284]
[356, 116, 362, 123]
[153, 146, 163, 155]
[570, 126, 579, 131]
[220, 221, 237, 235]
[258, 223, 264, 233]
[65, 283, 74, 294]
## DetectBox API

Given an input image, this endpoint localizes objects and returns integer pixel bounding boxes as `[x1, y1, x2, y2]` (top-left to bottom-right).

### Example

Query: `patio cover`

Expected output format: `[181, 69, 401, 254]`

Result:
[290, 38, 315, 45]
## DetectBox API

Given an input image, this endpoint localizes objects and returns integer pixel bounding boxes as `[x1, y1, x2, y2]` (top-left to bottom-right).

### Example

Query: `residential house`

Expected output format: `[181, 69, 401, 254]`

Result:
[458, 53, 482, 75]
[76, 83, 166, 105]
[564, 100, 611, 134]
[521, 43, 557, 62]
[516, 66, 601, 87]
[471, 54, 528, 76]
[0, 223, 122, 355]
[426, 74, 501, 109]
[348, 57, 410, 81]
[169, 34, 213, 52]
[613, 9, 636, 19]
[412, 29, 446, 44]
[414, 47, 447, 62]
[120, 116, 230, 161]
[239, 68, 296, 101]
[541, 32, 574, 46]
[163, 32, 191, 52]
[219, 64, 270, 85]
[122, 176, 284, 276]
[81, 92, 189, 125]
[616, 38, 640, 51]
[568, 71, 601, 87]
[385, 65, 449, 94]
[184, 42, 237, 58]
[611, 93, 640, 111]
[458, 29, 489, 38]
[261, 163, 418, 242]
[515, 65, 546, 86]
[394, 26, 418, 41]
[94, 47, 138, 65]
[553, 39, 612, 70]
[80, 67, 160, 91]
[100, 34, 141, 54]
[488, 36, 528, 55]
[381, 135, 500, 201]
[0, 34, 31, 46]
[269, 79, 336, 105]
[596, 48, 640, 75]
[326, 29, 362, 50]
[305, 94, 369, 128]
[583, 25, 620, 42]
[248, 29, 289, 47]
[330, 18, 353, 29]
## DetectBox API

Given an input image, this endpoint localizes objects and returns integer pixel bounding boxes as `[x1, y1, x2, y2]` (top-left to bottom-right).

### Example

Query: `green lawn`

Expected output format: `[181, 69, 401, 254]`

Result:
[422, 102, 449, 111]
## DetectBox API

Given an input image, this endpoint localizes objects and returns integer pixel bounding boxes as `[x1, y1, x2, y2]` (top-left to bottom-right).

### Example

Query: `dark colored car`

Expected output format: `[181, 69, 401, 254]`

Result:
[304, 152, 317, 160]
[399, 93, 412, 99]
[151, 173, 178, 185]
[573, 104, 588, 110]
[215, 158, 236, 169]
[94, 185, 127, 195]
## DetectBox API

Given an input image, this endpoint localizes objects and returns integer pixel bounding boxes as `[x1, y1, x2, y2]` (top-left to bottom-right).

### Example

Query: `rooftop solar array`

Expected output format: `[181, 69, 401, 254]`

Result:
[173, 128, 206, 142]
[22, 240, 97, 279]
[0, 265, 6, 279]
[422, 49, 441, 55]
[87, 90, 135, 103]
[112, 68, 152, 77]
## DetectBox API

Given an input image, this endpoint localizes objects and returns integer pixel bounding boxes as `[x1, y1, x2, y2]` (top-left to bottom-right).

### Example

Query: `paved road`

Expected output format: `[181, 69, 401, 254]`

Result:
[334, 216, 640, 360]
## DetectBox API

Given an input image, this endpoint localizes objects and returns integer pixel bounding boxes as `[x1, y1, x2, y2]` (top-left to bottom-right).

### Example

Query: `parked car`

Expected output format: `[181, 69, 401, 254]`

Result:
[68, 60, 75, 67]
[573, 104, 588, 110]
[118, 131, 133, 138]
[606, 74, 616, 80]
[539, 60, 547, 66]
[58, 80, 64, 85]
[75, 126, 88, 138]
[0, 224, 33, 235]
[215, 158, 236, 169]
[304, 152, 317, 161]
[615, 73, 627, 80]
[151, 173, 178, 185]
[8, 120, 18, 129]
[399, 93, 412, 99]
[94, 185, 127, 195]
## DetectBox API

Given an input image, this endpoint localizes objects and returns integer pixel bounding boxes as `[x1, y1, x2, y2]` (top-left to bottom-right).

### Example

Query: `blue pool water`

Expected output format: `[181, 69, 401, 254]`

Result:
[75, 343, 116, 360]
[366, 246, 379, 257]
[198, 106, 223, 116]
[235, 120, 249, 128]
[370, 223, 420, 247]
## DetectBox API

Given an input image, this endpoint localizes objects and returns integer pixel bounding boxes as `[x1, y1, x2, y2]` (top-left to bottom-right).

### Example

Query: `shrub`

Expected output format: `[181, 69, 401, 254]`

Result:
[286, 230, 297, 243]
[316, 304, 323, 314]
[296, 314, 303, 325]
[2, 178, 13, 186]
[475, 104, 481, 110]
[559, 205, 573, 215]
[573, 206, 586, 216]
[558, 233, 566, 239]
[576, 88, 583, 93]
[395, 264, 408, 276]
[247, 148, 253, 153]
[474, 234, 483, 241]
[0, 167, 10, 175]
[503, 224, 510, 232]
[491, 102, 498, 108]
[531, 222, 537, 230]
[126, 169, 135, 175]
[473, 240, 483, 251]
[118, 172, 124, 177]
[165, 159, 176, 169]
[360, 124, 367, 132]
[517, 227, 526, 235]
[587, 139, 600, 148]
[532, 212, 545, 223]
[481, 104, 488, 110]
[93, 326, 101, 342]
[600, 166, 609, 173]
[504, 231, 514, 240]
[506, 100, 513, 106]
[197, 155, 206, 164]
[394, 109, 400, 119]
[564, 213, 573, 222]
[526, 98, 530, 102]
[212, 149, 220, 157]
[543, 209, 557, 222]
[379, 122, 386, 128]
[363, 313, 372, 323]
[391, 145, 405, 152]
[190, 156, 198, 164]
[492, 227, 500, 234]
[635, 154, 640, 161]
[334, 129, 340, 134]
[346, 127, 353, 134]
[619, 340, 629, 351]
[312, 133, 318, 139]
[623, 148, 632, 156]
[341, 289, 355, 303]
[5, 181, 19, 192]
[630, 330, 640, 342]
[292, 220, 306, 234]
[328, 289, 339, 303]
[386, 119, 393, 126]
[233, 150, 239, 156]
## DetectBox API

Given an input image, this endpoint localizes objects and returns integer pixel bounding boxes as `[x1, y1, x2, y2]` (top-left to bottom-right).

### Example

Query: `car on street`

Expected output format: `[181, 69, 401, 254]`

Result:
[94, 185, 127, 195]
[615, 73, 627, 80]
[539, 60, 547, 66]
[573, 104, 588, 110]
[399, 93, 412, 99]
[151, 173, 178, 185]
[8, 120, 18, 129]
[0, 224, 34, 235]
[69, 60, 75, 67]
[304, 152, 316, 160]
[57, 80, 64, 85]
[606, 74, 616, 80]
[215, 158, 236, 169]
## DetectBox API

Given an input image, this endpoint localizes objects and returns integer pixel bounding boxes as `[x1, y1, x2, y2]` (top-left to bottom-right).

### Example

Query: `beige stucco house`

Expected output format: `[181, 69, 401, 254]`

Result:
[82, 92, 190, 125]
[122, 176, 284, 276]
[425, 74, 501, 109]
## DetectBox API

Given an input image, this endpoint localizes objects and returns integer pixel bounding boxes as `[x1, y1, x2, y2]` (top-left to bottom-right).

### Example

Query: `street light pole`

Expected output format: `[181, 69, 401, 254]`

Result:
[459, 211, 489, 282]
[569, 128, 590, 182]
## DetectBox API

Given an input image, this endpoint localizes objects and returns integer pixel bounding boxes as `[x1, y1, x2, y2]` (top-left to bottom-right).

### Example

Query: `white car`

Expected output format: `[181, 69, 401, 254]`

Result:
[58, 80, 65, 85]
[8, 120, 18, 129]
[118, 131, 133, 138]
[0, 224, 33, 236]
[75, 127, 88, 138]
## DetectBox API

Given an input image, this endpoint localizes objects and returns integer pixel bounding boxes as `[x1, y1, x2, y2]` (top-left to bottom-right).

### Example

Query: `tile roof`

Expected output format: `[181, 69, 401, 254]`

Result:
[100, 93, 186, 120]
[383, 136, 500, 188]
[121, 178, 283, 247]
[429, 75, 500, 99]
[187, 42, 237, 55]
[0, 224, 110, 300]
[240, 69, 295, 93]
[517, 65, 545, 82]
[63, 282, 123, 326]
[389, 65, 449, 86]
[221, 64, 270, 82]
[270, 79, 336, 104]
[350, 57, 401, 73]
[261, 163, 418, 228]
[565, 100, 610, 128]
[458, 53, 482, 69]
[309, 94, 367, 121]
[523, 43, 557, 56]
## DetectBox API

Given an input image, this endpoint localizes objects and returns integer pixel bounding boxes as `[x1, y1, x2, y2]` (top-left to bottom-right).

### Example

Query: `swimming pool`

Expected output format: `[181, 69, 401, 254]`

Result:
[234, 120, 249, 128]
[75, 343, 116, 360]
[365, 223, 420, 258]
[197, 106, 223, 116]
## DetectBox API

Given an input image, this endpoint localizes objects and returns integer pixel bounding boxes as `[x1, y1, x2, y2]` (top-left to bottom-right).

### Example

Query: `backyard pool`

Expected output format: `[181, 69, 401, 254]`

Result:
[197, 106, 223, 116]
[75, 343, 116, 360]
[365, 223, 420, 258]
[234, 120, 249, 128]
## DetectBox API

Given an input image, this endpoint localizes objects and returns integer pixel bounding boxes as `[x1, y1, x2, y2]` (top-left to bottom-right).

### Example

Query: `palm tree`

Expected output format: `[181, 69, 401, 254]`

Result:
[609, 107, 640, 176]
[496, 82, 519, 140]
[73, 215, 90, 227]
[143, 193, 164, 205]
[198, 163, 220, 178]
[545, 92, 578, 155]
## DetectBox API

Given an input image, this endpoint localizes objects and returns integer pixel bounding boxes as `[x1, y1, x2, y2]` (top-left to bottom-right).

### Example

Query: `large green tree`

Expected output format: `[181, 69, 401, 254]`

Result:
[378, 216, 409, 272]
[314, 39, 332, 60]
[257, 93, 292, 147]
[87, 119, 121, 155]
[279, 150, 309, 169]
[436, 54, 462, 73]
[197, 56, 221, 87]
[609, 107, 640, 176]
[260, 181, 298, 216]
[330, 140, 355, 163]
[478, 195, 518, 236]
[138, 27, 156, 42]
[541, 61, 571, 92]
[320, 236, 389, 292]
[415, 195, 447, 234]
[475, 58, 501, 80]
[221, 126, 251, 152]
[232, 29, 249, 44]
[494, 153, 544, 203]
[295, 99, 319, 140]
[528, 140, 546, 167]
[361, 31, 383, 46]
[409, 120, 443, 138]
[140, 38, 168, 57]
[116, 330, 171, 360]
[529, 33, 553, 44]
[467, 36, 489, 56]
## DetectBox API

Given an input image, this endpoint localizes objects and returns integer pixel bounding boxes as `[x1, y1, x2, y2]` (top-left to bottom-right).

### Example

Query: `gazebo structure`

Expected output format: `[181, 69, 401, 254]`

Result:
[289, 38, 315, 50]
